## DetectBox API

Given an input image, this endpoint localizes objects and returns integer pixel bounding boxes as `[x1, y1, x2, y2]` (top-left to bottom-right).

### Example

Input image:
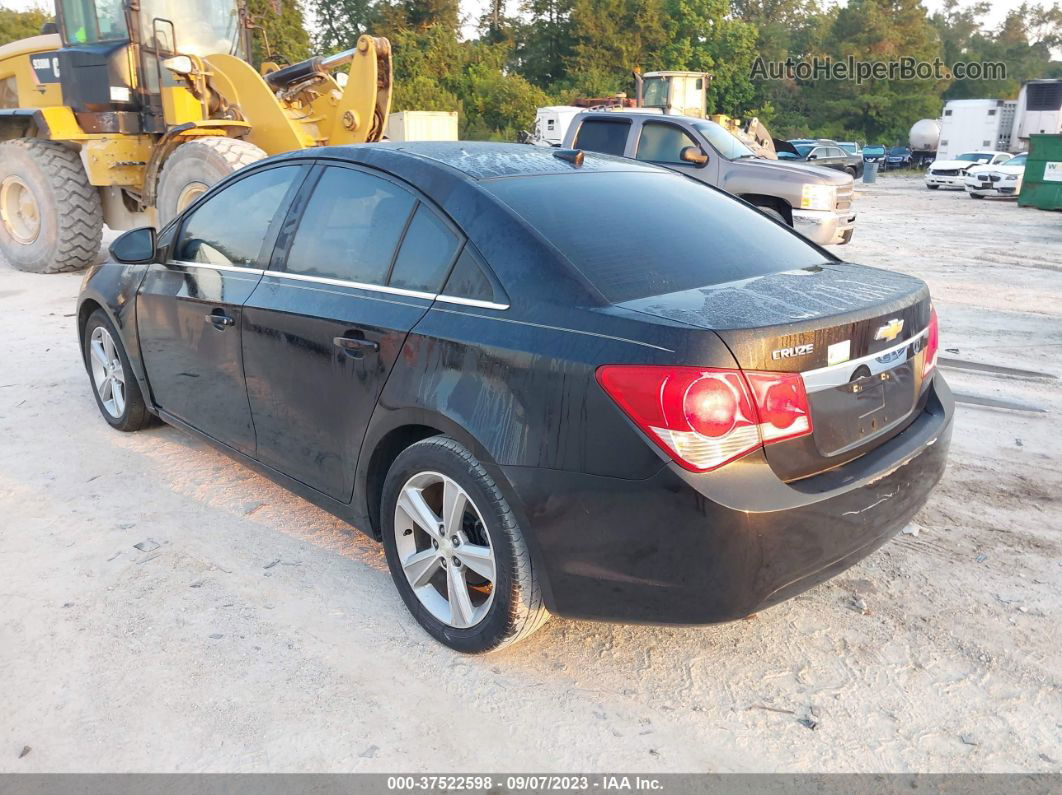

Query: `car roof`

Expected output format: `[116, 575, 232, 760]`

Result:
[293, 141, 665, 181]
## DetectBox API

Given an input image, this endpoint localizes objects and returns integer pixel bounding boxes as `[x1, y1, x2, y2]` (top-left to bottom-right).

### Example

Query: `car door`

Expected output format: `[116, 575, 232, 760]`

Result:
[241, 163, 463, 502]
[136, 163, 307, 454]
[634, 119, 720, 183]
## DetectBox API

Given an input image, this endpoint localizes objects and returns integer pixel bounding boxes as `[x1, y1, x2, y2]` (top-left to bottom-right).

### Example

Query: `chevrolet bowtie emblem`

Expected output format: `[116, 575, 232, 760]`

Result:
[874, 318, 905, 342]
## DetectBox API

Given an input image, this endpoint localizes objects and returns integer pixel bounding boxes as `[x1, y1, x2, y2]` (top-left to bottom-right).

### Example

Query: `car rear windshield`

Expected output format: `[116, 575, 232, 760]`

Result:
[485, 171, 829, 303]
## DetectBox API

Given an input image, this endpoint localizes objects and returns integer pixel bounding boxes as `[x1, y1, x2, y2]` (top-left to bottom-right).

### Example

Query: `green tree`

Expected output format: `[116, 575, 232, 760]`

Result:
[512, 0, 574, 88]
[0, 7, 50, 47]
[245, 0, 311, 66]
[662, 0, 761, 116]
[801, 0, 945, 142]
[311, 0, 377, 53]
[563, 0, 668, 95]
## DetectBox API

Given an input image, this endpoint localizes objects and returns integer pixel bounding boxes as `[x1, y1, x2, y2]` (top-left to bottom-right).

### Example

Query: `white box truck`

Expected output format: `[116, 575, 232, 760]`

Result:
[385, 111, 459, 142]
[1010, 80, 1062, 152]
[938, 99, 1016, 159]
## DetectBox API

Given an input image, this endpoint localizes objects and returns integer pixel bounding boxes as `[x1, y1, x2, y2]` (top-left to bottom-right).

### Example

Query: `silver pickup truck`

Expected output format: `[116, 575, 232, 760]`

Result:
[562, 111, 857, 245]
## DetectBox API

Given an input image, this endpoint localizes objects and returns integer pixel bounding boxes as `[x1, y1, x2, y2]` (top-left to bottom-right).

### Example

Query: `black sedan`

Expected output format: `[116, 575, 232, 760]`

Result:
[78, 142, 953, 653]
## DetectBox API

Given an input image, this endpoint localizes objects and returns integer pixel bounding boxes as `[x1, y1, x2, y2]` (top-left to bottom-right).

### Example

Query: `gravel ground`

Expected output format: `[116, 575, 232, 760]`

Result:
[0, 175, 1059, 773]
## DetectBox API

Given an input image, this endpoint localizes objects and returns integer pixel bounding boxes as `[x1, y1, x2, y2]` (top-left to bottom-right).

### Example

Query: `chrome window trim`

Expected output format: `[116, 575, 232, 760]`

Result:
[266, 269, 437, 300]
[169, 260, 266, 275]
[167, 260, 511, 310]
[801, 327, 928, 393]
[434, 294, 511, 311]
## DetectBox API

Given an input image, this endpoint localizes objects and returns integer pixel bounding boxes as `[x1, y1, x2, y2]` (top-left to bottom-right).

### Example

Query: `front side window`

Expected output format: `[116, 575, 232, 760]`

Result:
[175, 166, 300, 267]
[388, 205, 461, 293]
[636, 123, 699, 164]
[284, 167, 415, 285]
[61, 0, 128, 44]
[573, 119, 630, 157]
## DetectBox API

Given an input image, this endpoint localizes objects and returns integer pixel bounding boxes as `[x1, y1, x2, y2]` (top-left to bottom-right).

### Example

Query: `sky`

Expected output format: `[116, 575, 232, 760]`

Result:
[0, 0, 1047, 48]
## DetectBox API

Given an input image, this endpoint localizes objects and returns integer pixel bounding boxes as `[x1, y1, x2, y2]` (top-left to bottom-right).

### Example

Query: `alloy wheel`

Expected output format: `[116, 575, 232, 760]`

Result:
[89, 326, 127, 419]
[394, 471, 496, 629]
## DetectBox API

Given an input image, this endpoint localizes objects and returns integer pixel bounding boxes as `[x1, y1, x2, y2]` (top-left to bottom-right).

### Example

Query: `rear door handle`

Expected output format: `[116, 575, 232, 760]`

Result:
[333, 336, 379, 357]
[205, 312, 235, 328]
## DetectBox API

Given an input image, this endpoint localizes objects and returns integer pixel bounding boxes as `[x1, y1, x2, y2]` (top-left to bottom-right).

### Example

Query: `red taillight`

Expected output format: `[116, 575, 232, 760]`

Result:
[596, 365, 813, 472]
[923, 305, 939, 379]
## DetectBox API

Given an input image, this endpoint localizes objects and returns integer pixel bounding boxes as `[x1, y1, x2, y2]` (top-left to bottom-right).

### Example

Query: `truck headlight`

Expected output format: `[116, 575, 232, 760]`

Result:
[800, 184, 837, 211]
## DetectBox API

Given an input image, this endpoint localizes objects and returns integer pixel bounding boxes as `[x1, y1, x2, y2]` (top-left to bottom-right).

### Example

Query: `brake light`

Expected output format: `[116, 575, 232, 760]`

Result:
[596, 365, 813, 472]
[923, 305, 939, 379]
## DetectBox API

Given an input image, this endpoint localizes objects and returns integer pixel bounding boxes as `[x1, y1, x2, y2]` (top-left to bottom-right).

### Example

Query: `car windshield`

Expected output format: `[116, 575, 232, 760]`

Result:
[957, 153, 994, 163]
[138, 0, 244, 57]
[792, 143, 815, 157]
[839, 143, 859, 154]
[889, 147, 908, 155]
[1004, 154, 1027, 166]
[691, 120, 756, 160]
[864, 146, 885, 155]
[485, 171, 828, 303]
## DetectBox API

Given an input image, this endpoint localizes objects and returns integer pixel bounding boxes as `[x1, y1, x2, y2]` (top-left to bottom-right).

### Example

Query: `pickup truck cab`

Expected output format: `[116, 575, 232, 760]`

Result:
[563, 111, 856, 245]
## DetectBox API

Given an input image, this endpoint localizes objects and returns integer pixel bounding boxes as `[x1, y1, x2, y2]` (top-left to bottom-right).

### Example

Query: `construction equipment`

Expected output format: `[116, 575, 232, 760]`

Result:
[0, 0, 392, 273]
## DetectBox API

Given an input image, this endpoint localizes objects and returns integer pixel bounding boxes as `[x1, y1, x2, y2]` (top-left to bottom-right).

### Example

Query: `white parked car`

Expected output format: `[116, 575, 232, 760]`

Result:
[964, 153, 1028, 199]
[925, 151, 1012, 190]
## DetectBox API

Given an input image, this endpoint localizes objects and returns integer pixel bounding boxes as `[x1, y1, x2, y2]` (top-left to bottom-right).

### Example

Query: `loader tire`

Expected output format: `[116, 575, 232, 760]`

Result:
[156, 137, 267, 226]
[0, 139, 103, 274]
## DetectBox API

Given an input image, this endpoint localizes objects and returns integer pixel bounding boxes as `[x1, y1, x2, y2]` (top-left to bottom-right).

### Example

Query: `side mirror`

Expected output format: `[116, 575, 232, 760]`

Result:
[807, 154, 817, 160]
[109, 227, 158, 265]
[680, 146, 709, 167]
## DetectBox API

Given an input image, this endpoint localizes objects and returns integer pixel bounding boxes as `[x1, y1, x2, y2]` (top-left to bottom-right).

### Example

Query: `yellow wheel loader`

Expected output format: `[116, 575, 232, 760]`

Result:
[0, 0, 392, 273]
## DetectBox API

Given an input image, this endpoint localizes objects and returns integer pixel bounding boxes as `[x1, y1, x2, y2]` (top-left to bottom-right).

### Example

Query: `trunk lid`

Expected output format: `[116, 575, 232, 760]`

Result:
[618, 262, 933, 480]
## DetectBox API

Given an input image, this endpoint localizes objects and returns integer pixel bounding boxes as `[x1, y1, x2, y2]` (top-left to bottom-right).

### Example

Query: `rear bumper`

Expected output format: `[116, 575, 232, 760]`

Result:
[505, 376, 954, 624]
[793, 208, 857, 246]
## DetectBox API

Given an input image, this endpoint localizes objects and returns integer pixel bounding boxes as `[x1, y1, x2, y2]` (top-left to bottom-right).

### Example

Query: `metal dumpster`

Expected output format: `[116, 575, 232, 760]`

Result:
[1018, 134, 1062, 210]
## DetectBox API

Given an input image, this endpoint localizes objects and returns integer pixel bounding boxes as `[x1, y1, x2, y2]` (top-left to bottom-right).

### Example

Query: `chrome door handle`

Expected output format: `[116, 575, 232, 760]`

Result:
[205, 313, 235, 327]
[333, 336, 379, 357]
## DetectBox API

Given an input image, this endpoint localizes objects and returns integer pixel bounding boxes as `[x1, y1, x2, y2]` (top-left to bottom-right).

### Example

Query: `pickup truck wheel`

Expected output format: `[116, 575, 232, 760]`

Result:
[755, 205, 787, 225]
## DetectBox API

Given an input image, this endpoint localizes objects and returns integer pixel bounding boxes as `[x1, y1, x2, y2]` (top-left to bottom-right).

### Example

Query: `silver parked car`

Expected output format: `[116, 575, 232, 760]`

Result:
[563, 112, 857, 245]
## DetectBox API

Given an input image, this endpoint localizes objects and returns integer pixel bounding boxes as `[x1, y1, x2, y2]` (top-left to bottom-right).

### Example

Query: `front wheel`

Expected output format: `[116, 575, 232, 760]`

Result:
[381, 436, 549, 653]
[969, 192, 985, 199]
[82, 309, 153, 432]
[927, 184, 939, 190]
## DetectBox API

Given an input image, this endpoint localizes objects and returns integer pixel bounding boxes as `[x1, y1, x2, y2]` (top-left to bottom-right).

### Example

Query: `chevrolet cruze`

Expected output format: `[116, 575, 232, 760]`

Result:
[78, 142, 953, 652]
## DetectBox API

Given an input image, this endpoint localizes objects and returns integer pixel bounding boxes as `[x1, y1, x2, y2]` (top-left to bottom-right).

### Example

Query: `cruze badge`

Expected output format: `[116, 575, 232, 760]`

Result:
[874, 318, 905, 342]
[772, 343, 815, 360]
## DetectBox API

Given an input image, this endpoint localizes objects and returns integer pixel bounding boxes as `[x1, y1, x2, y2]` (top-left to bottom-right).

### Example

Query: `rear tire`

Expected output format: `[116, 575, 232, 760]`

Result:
[381, 436, 550, 653]
[0, 139, 103, 273]
[156, 137, 267, 226]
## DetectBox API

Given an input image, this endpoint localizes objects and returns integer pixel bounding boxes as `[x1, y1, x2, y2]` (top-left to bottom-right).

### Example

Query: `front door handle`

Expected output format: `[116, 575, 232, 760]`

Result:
[333, 336, 379, 357]
[205, 311, 235, 328]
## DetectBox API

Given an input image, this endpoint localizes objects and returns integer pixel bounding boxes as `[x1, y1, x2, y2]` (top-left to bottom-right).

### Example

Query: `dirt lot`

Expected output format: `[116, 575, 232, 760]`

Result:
[0, 175, 1059, 773]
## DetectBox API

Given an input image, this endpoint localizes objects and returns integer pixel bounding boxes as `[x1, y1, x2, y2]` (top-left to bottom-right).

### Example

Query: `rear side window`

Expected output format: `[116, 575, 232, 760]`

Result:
[388, 204, 461, 293]
[284, 166, 415, 284]
[486, 172, 827, 303]
[573, 119, 630, 156]
[176, 165, 300, 267]
[442, 247, 502, 305]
